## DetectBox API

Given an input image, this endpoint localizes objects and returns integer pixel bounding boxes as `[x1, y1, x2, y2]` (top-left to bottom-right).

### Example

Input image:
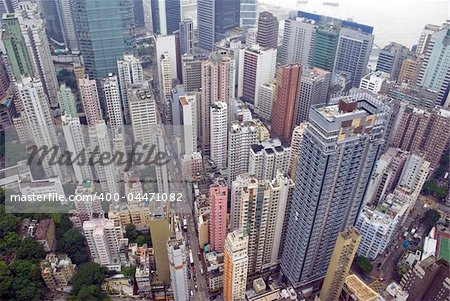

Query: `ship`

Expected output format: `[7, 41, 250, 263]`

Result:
[297, 0, 309, 4]
[323, 2, 339, 6]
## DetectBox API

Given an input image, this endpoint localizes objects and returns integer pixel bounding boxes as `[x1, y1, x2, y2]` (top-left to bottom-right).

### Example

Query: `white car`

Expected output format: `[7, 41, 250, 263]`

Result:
[190, 290, 194, 296]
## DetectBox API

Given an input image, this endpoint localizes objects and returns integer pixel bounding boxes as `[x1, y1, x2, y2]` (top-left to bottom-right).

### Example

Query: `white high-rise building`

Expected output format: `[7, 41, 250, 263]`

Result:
[79, 75, 102, 125]
[248, 139, 291, 182]
[257, 81, 276, 121]
[397, 153, 430, 201]
[359, 71, 392, 94]
[230, 174, 251, 232]
[179, 93, 198, 155]
[240, 0, 258, 28]
[155, 35, 179, 82]
[142, 0, 153, 33]
[17, 76, 63, 179]
[280, 16, 317, 67]
[89, 121, 120, 195]
[167, 237, 189, 301]
[289, 123, 308, 178]
[103, 74, 124, 128]
[227, 120, 257, 185]
[61, 114, 93, 183]
[83, 218, 124, 271]
[223, 230, 249, 301]
[238, 45, 277, 107]
[210, 101, 228, 169]
[117, 54, 144, 124]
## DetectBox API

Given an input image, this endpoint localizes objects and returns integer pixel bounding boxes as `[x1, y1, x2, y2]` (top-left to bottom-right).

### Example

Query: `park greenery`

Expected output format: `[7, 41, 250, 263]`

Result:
[356, 256, 373, 273]
[423, 209, 441, 232]
[125, 223, 152, 247]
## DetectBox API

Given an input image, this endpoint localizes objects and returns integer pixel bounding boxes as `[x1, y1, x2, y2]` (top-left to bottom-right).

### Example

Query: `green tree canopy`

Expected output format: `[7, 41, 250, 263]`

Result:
[57, 228, 89, 265]
[423, 209, 441, 229]
[72, 262, 107, 296]
[16, 238, 45, 261]
[125, 224, 139, 242]
[357, 256, 373, 273]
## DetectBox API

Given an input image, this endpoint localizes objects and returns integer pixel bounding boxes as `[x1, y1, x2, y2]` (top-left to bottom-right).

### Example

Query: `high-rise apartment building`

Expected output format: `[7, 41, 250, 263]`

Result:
[175, 93, 198, 155]
[167, 237, 189, 301]
[150, 0, 181, 35]
[160, 53, 173, 100]
[2, 3, 59, 106]
[256, 12, 279, 49]
[200, 53, 234, 153]
[57, 84, 77, 117]
[72, 0, 135, 78]
[281, 94, 390, 287]
[209, 179, 228, 253]
[334, 26, 374, 88]
[417, 23, 450, 106]
[400, 256, 450, 301]
[289, 123, 308, 179]
[238, 45, 277, 106]
[280, 16, 317, 67]
[83, 218, 124, 271]
[103, 74, 124, 128]
[223, 229, 249, 301]
[228, 120, 257, 184]
[79, 75, 102, 125]
[392, 105, 450, 168]
[142, 0, 153, 33]
[179, 19, 194, 55]
[294, 67, 331, 126]
[17, 76, 64, 179]
[248, 139, 291, 182]
[61, 115, 94, 183]
[240, 0, 258, 28]
[155, 34, 180, 88]
[416, 24, 441, 55]
[271, 64, 302, 140]
[376, 42, 410, 81]
[210, 101, 228, 169]
[319, 228, 361, 301]
[181, 54, 207, 92]
[117, 54, 144, 124]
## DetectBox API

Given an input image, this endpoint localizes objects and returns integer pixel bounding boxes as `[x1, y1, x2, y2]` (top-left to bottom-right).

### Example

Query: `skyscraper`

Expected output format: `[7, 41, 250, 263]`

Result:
[271, 64, 302, 140]
[417, 23, 450, 106]
[57, 0, 79, 52]
[197, 0, 240, 51]
[311, 25, 339, 72]
[334, 26, 374, 88]
[200, 52, 234, 153]
[117, 54, 144, 124]
[238, 45, 277, 106]
[167, 237, 189, 301]
[257, 81, 276, 121]
[209, 178, 228, 253]
[376, 42, 409, 81]
[228, 121, 257, 184]
[2, 3, 59, 106]
[179, 19, 194, 55]
[240, 0, 258, 29]
[256, 11, 279, 49]
[79, 75, 102, 125]
[223, 229, 248, 301]
[294, 67, 331, 126]
[142, 0, 153, 33]
[319, 227, 361, 301]
[280, 16, 317, 67]
[281, 93, 390, 288]
[151, 0, 181, 35]
[398, 54, 423, 84]
[416, 24, 441, 55]
[83, 218, 124, 271]
[248, 139, 291, 182]
[181, 54, 207, 92]
[103, 74, 124, 128]
[210, 101, 228, 169]
[72, 0, 135, 78]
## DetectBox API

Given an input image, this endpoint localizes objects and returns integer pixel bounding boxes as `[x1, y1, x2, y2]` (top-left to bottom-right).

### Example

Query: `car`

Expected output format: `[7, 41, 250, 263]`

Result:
[194, 284, 198, 290]
[190, 290, 194, 296]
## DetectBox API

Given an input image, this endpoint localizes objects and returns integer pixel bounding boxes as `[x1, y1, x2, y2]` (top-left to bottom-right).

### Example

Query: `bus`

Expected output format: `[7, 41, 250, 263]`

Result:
[189, 250, 194, 265]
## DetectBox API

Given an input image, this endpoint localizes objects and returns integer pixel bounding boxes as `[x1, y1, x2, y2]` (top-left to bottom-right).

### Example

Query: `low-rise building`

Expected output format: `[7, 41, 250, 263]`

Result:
[35, 218, 56, 252]
[41, 254, 75, 289]
[206, 251, 224, 292]
[341, 274, 379, 301]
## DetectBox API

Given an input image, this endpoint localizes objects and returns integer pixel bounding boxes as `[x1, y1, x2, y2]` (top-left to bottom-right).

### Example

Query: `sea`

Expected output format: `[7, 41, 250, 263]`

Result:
[259, 0, 449, 48]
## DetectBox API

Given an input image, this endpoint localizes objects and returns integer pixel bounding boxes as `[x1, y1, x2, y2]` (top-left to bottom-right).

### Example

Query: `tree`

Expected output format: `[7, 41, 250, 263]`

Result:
[125, 224, 139, 242]
[435, 185, 448, 200]
[9, 260, 43, 301]
[121, 266, 136, 277]
[357, 256, 373, 273]
[16, 238, 45, 261]
[57, 228, 89, 265]
[423, 209, 441, 230]
[71, 262, 107, 296]
[77, 285, 106, 301]
[0, 207, 18, 238]
[0, 231, 21, 254]
[422, 179, 438, 196]
[57, 69, 77, 90]
[0, 261, 12, 299]
[136, 235, 146, 246]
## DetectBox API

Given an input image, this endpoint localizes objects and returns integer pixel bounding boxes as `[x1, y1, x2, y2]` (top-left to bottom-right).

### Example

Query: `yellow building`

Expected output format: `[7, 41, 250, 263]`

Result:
[319, 227, 361, 301]
[223, 229, 248, 301]
[341, 274, 379, 301]
[398, 55, 422, 84]
[198, 213, 209, 249]
[41, 254, 75, 289]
